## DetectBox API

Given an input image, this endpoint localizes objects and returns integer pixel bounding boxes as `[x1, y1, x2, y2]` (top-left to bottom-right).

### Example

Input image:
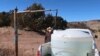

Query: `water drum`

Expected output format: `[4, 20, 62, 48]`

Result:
[51, 29, 93, 56]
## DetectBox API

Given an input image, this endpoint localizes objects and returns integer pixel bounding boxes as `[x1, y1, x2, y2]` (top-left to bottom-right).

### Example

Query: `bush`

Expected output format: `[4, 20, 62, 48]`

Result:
[0, 48, 15, 56]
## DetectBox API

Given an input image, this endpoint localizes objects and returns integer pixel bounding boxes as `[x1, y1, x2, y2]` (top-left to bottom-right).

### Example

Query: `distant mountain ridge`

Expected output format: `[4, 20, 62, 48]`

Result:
[86, 19, 100, 30]
[89, 19, 100, 22]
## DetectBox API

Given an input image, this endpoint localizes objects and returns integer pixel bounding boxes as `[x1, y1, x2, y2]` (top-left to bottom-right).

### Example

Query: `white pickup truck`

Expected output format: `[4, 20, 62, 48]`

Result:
[37, 29, 100, 56]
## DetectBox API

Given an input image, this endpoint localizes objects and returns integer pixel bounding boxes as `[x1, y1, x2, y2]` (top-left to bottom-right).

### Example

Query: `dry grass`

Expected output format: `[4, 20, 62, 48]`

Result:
[0, 27, 45, 56]
[95, 32, 100, 51]
[0, 27, 100, 56]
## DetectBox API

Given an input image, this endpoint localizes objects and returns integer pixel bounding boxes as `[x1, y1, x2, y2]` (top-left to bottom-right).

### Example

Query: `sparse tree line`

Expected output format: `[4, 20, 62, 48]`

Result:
[0, 3, 67, 33]
[0, 3, 92, 33]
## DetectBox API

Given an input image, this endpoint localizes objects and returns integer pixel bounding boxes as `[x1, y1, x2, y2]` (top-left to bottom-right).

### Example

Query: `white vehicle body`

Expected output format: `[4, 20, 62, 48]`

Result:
[37, 29, 100, 56]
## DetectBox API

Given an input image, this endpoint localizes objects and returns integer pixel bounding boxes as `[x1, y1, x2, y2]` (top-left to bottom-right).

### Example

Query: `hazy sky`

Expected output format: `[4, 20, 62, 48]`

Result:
[0, 0, 100, 22]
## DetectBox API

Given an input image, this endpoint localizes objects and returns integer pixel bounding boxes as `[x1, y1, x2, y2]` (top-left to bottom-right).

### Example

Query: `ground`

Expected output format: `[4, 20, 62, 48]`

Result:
[95, 32, 100, 51]
[0, 27, 45, 56]
[0, 27, 100, 56]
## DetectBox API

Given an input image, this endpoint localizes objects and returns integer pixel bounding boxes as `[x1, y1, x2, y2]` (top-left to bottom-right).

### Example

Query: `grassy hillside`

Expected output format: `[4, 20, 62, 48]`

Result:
[68, 20, 100, 51]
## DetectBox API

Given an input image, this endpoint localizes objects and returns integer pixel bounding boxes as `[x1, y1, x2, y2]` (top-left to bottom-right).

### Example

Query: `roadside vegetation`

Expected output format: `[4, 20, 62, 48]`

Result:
[0, 3, 67, 34]
[0, 3, 67, 56]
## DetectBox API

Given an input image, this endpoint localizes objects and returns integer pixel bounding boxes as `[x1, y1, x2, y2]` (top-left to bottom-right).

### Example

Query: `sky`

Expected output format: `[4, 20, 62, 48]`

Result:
[0, 0, 100, 22]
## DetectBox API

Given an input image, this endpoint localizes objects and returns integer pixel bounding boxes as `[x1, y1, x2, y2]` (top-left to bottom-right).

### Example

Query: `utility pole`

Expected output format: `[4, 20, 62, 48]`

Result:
[14, 7, 18, 56]
[13, 9, 57, 56]
[54, 9, 58, 29]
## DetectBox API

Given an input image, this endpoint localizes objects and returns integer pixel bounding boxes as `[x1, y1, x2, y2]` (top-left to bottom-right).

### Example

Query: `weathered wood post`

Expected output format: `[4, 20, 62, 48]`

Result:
[14, 7, 18, 56]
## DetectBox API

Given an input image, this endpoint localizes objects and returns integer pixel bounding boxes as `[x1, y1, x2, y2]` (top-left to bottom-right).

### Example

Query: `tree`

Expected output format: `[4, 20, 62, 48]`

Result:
[43, 14, 54, 28]
[18, 3, 45, 31]
[55, 16, 67, 29]
[26, 3, 45, 18]
[42, 14, 67, 30]
[8, 10, 14, 27]
[0, 11, 10, 27]
[8, 3, 67, 33]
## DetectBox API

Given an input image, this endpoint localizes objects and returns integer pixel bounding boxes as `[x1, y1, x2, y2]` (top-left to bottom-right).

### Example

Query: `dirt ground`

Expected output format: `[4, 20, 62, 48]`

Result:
[0, 27, 100, 56]
[0, 27, 45, 56]
[95, 32, 100, 51]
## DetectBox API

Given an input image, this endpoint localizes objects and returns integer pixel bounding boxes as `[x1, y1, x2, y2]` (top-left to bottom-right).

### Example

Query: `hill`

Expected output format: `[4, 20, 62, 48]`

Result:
[68, 19, 100, 31]
[86, 20, 100, 31]
[68, 19, 100, 51]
